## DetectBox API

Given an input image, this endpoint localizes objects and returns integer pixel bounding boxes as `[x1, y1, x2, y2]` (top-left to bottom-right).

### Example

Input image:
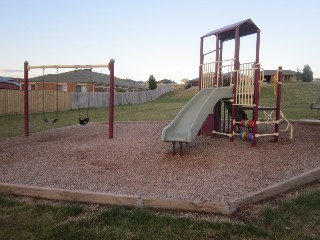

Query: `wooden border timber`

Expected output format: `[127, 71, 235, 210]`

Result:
[142, 197, 231, 214]
[0, 183, 138, 206]
[228, 166, 320, 214]
[0, 183, 231, 214]
[0, 166, 319, 215]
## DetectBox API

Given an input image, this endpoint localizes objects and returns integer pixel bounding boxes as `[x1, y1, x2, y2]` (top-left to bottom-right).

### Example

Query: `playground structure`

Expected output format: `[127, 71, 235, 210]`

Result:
[310, 97, 320, 110]
[0, 21, 319, 217]
[23, 59, 115, 138]
[162, 19, 292, 155]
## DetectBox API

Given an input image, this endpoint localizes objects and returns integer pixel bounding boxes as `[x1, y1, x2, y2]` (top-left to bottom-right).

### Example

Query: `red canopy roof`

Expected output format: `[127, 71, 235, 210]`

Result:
[201, 19, 260, 41]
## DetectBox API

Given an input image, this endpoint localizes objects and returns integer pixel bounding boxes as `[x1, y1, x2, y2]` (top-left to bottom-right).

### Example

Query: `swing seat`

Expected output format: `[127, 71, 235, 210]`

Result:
[43, 117, 59, 124]
[79, 117, 89, 125]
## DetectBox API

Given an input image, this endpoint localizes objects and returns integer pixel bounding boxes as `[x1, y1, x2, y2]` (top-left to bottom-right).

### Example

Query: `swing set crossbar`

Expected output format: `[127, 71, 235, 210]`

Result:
[28, 64, 109, 70]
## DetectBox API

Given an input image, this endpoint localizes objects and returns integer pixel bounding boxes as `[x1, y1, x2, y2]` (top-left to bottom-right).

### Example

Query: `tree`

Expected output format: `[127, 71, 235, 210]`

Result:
[148, 75, 157, 90]
[301, 65, 313, 82]
[296, 68, 302, 81]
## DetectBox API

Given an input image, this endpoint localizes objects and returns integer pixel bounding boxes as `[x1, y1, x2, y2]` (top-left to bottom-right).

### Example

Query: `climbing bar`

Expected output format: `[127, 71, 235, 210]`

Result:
[256, 120, 280, 125]
[203, 49, 216, 56]
[212, 131, 233, 137]
[255, 133, 279, 137]
[234, 119, 255, 128]
[263, 110, 275, 122]
[280, 111, 293, 140]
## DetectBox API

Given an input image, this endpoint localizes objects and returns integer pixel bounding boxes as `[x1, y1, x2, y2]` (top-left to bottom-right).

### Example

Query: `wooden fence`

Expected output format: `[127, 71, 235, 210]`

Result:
[0, 85, 171, 116]
[71, 84, 171, 109]
[0, 90, 71, 115]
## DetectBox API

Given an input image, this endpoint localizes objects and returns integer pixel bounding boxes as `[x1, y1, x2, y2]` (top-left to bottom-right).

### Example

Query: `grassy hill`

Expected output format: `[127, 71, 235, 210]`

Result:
[259, 81, 320, 119]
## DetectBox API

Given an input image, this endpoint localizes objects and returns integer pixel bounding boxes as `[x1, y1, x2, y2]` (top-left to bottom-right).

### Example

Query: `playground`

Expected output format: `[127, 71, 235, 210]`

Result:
[0, 120, 319, 214]
[1, 19, 320, 215]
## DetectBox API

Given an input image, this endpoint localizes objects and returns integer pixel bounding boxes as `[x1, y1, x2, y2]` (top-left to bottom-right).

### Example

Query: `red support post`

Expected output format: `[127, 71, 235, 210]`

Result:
[219, 41, 223, 62]
[215, 34, 220, 87]
[213, 34, 221, 132]
[108, 59, 115, 139]
[274, 66, 282, 143]
[251, 31, 261, 146]
[230, 26, 240, 142]
[219, 40, 223, 85]
[24, 61, 29, 137]
[255, 31, 260, 64]
[199, 37, 204, 90]
[252, 63, 261, 147]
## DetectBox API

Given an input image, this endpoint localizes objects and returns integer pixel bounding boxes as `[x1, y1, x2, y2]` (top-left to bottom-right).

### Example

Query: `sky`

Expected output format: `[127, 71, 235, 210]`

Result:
[1, 0, 319, 82]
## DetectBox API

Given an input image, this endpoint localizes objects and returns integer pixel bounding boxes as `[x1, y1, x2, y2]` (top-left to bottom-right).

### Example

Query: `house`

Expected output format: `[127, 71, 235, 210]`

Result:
[0, 77, 20, 90]
[263, 70, 296, 82]
[20, 70, 146, 92]
[186, 78, 200, 88]
[157, 79, 175, 84]
[186, 69, 297, 87]
[180, 78, 189, 84]
[136, 81, 147, 87]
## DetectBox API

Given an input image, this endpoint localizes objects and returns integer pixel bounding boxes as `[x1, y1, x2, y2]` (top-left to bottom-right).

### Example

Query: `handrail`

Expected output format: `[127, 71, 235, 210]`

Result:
[234, 67, 264, 106]
[200, 59, 235, 89]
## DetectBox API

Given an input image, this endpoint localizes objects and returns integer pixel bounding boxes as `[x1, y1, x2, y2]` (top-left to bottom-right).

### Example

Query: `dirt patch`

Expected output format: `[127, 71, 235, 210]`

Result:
[0, 121, 319, 203]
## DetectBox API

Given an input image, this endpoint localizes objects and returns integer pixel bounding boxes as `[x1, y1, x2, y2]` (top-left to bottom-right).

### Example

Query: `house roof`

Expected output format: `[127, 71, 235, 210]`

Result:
[190, 69, 296, 82]
[28, 70, 145, 90]
[0, 76, 20, 86]
[264, 70, 296, 76]
[201, 19, 260, 41]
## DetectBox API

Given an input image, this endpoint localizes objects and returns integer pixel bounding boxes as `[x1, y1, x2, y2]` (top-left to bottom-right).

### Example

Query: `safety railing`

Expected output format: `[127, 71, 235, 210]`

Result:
[200, 59, 234, 89]
[234, 66, 264, 106]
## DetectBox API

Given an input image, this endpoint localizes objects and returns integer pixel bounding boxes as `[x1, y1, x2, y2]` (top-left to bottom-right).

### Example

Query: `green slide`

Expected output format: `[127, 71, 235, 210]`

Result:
[161, 87, 232, 143]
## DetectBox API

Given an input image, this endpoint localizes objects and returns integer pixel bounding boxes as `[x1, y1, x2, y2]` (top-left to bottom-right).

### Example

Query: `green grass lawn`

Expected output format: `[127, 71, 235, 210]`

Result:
[259, 81, 320, 119]
[0, 87, 198, 139]
[1, 186, 319, 240]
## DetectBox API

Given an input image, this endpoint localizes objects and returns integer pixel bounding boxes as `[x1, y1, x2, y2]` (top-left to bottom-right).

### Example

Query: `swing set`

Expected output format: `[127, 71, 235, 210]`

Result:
[74, 68, 92, 125]
[23, 59, 115, 139]
[41, 68, 59, 124]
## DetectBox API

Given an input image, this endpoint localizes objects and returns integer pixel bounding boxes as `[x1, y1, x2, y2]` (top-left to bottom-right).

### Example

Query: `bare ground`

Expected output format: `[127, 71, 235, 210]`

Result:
[0, 121, 319, 203]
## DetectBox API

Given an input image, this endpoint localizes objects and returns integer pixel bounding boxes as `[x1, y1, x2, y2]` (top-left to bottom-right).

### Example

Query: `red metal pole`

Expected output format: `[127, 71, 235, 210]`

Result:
[213, 34, 221, 132]
[255, 31, 260, 64]
[24, 61, 29, 137]
[252, 31, 261, 147]
[219, 41, 223, 62]
[252, 63, 261, 147]
[215, 34, 220, 86]
[199, 37, 204, 90]
[230, 26, 240, 141]
[108, 59, 115, 139]
[219, 40, 223, 85]
[274, 66, 282, 143]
